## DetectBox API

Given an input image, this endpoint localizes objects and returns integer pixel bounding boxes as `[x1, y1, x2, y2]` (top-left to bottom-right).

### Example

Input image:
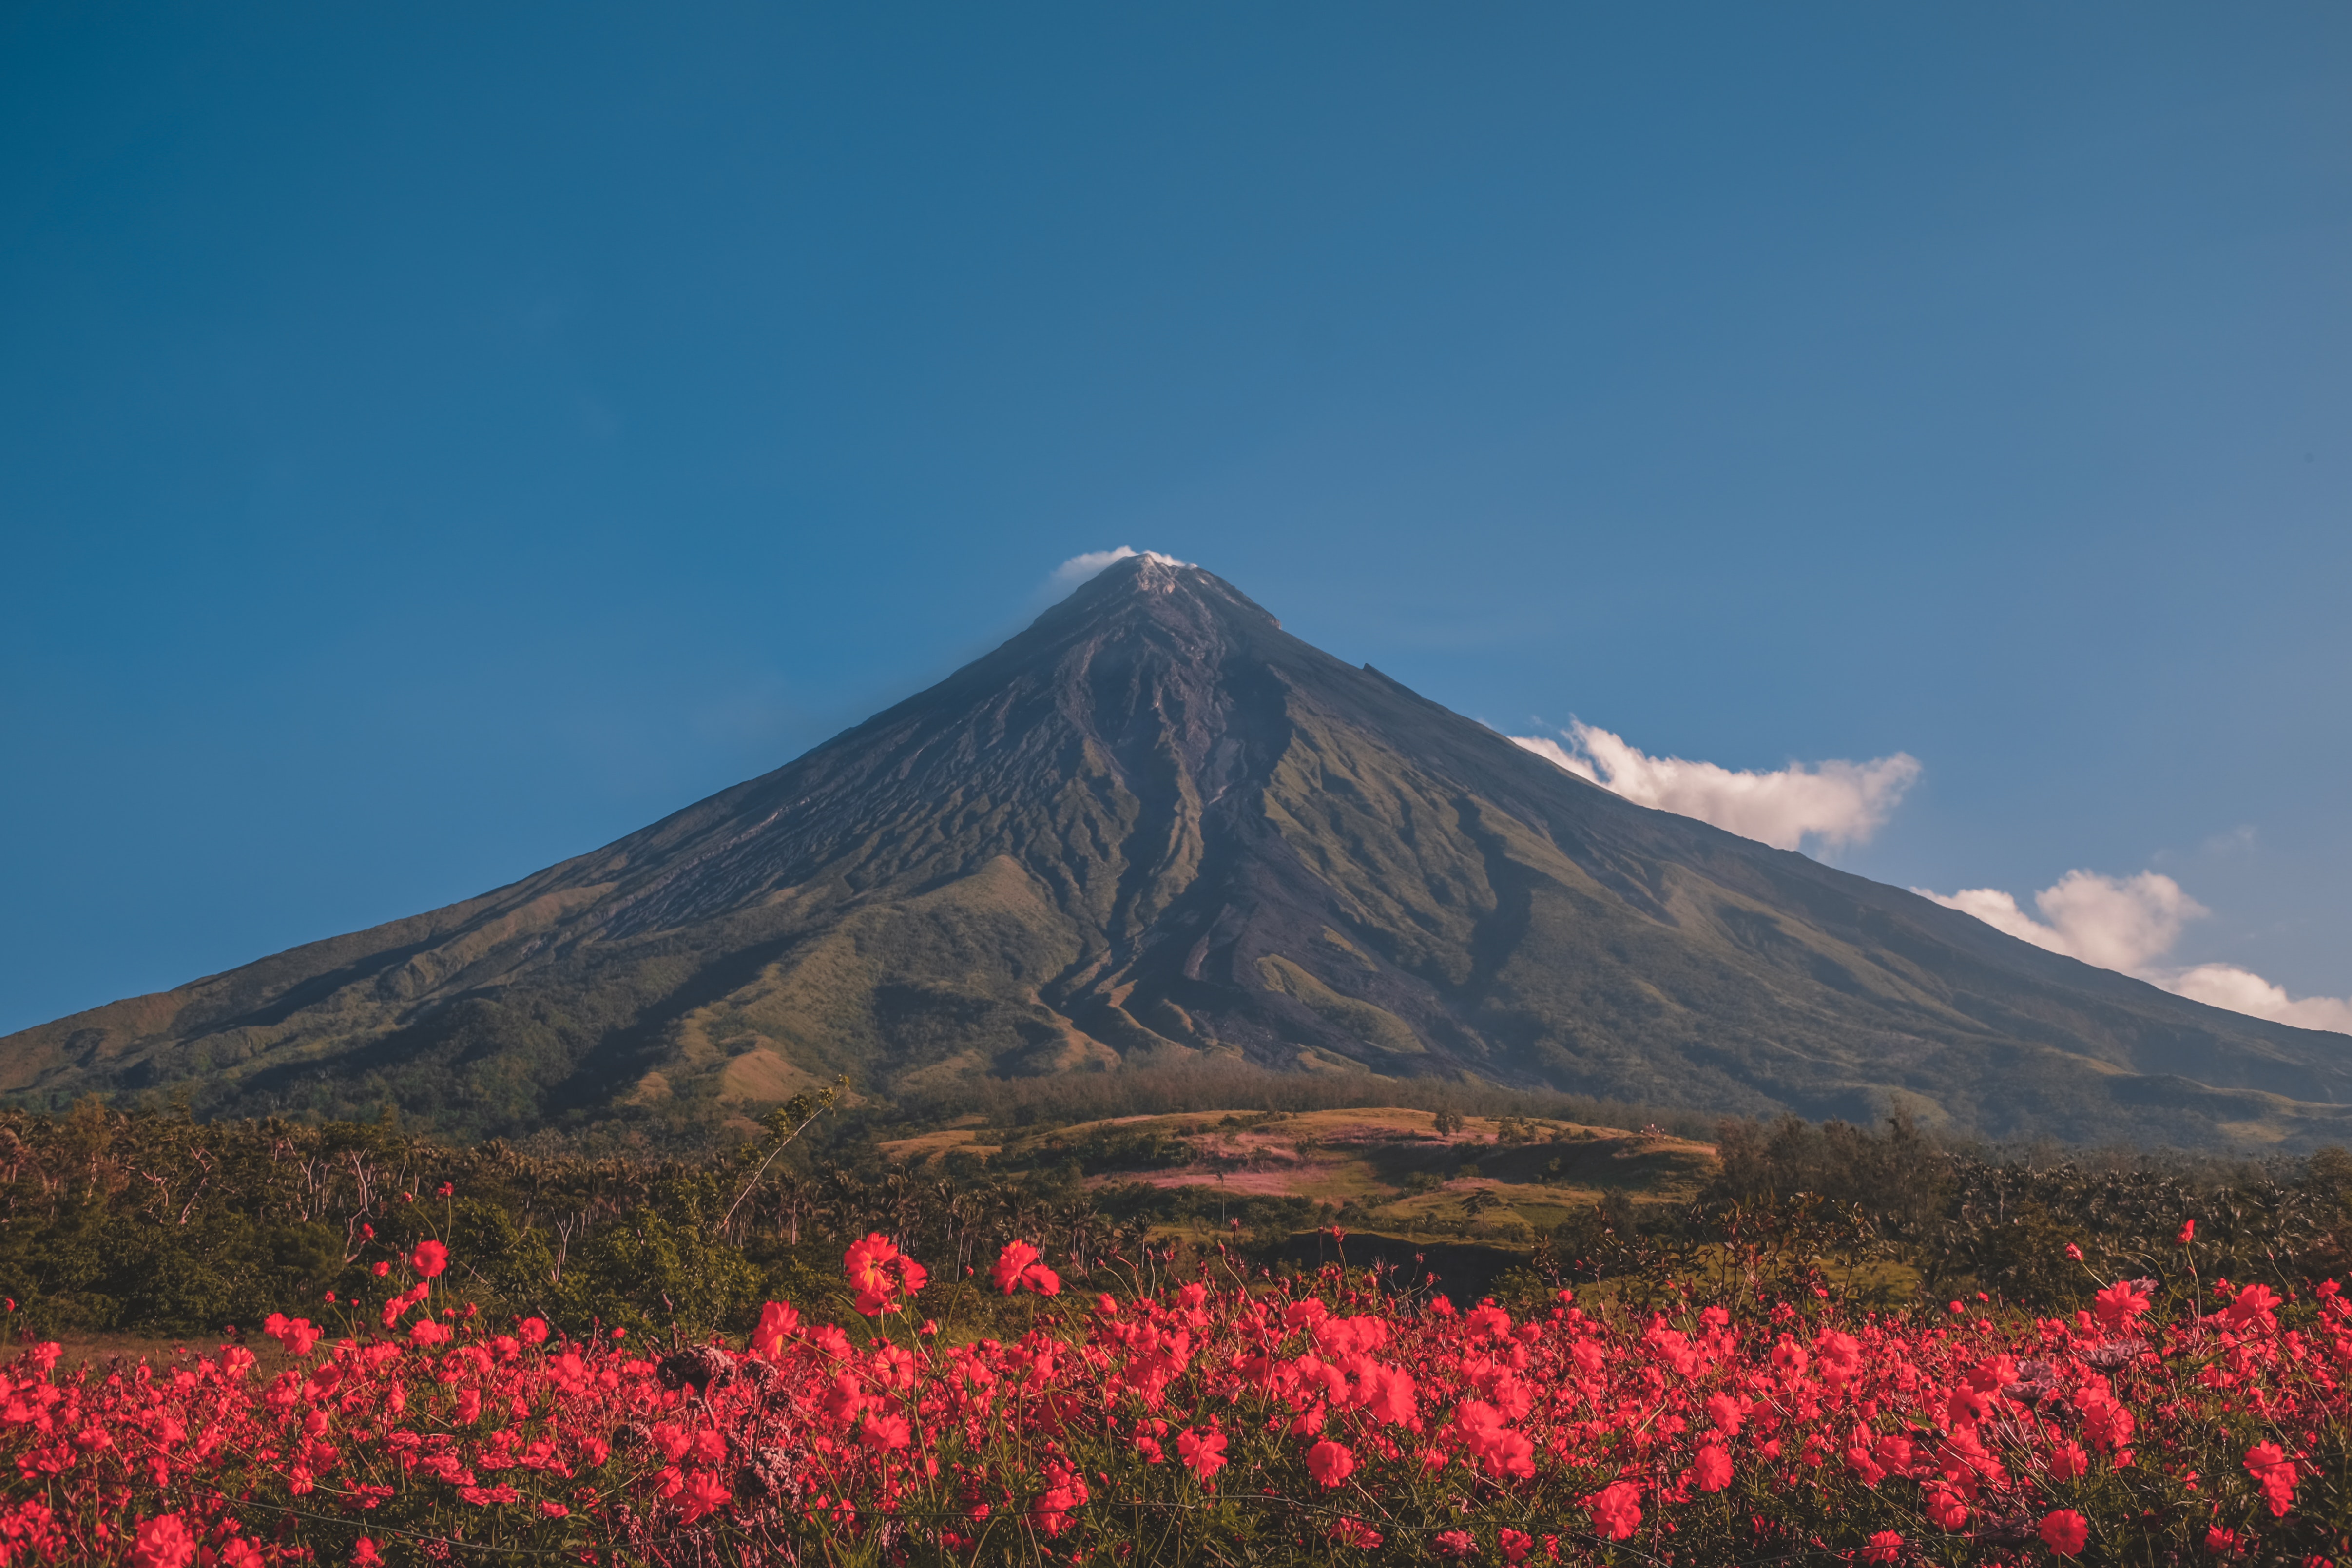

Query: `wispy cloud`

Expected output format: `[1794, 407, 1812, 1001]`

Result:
[1919, 870, 2352, 1035]
[1045, 547, 1141, 595]
[1511, 721, 1921, 853]
[1042, 547, 1192, 599]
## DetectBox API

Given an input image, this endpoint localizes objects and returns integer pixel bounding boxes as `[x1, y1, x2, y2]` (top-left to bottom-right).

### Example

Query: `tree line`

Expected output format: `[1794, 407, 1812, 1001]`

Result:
[1535, 1112, 2352, 1318]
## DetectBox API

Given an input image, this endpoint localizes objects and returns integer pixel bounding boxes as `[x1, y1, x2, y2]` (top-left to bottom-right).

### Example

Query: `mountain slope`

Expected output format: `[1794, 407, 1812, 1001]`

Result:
[8, 555, 2349, 1148]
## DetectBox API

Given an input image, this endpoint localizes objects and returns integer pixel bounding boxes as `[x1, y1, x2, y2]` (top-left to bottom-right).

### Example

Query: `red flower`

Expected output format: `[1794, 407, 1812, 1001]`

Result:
[750, 1299, 801, 1360]
[352, 1542, 384, 1567]
[2178, 1219, 2196, 1245]
[130, 1513, 196, 1568]
[411, 1240, 449, 1278]
[269, 1316, 322, 1356]
[2039, 1510, 2089, 1556]
[1364, 1364, 1417, 1425]
[2093, 1279, 2150, 1328]
[1479, 1428, 1536, 1480]
[21, 1236, 2348, 1568]
[844, 1234, 904, 1313]
[2223, 1283, 2281, 1329]
[1588, 1481, 1641, 1541]
[2244, 1441, 2297, 1516]
[1176, 1426, 1228, 1482]
[1924, 1484, 1969, 1531]
[1305, 1439, 1355, 1487]
[992, 1239, 1041, 1293]
[990, 1239, 1060, 1296]
[676, 1469, 732, 1523]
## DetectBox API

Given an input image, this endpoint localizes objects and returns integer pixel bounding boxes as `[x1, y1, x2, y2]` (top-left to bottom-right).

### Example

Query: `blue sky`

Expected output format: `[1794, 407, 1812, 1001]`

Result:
[2, 3, 2347, 1034]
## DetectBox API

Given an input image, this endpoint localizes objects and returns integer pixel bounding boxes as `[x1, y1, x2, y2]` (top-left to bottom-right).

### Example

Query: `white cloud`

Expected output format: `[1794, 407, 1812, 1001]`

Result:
[1046, 547, 1141, 594]
[1511, 713, 2352, 1036]
[1511, 721, 1921, 853]
[2161, 964, 2352, 1034]
[1043, 547, 1192, 598]
[1507, 716, 2349, 1038]
[1920, 871, 2205, 972]
[1920, 870, 2351, 1035]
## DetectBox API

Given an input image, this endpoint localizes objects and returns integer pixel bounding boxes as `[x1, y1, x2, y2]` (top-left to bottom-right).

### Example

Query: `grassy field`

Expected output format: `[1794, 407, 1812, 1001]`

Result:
[881, 1105, 1716, 1245]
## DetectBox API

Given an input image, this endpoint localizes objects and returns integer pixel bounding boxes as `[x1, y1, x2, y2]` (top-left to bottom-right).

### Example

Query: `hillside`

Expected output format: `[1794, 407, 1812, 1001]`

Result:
[7, 553, 2350, 1148]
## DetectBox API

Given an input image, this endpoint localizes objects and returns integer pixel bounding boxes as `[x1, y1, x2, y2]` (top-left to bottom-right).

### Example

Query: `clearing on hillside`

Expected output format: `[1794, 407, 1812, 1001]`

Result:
[880, 1105, 1716, 1245]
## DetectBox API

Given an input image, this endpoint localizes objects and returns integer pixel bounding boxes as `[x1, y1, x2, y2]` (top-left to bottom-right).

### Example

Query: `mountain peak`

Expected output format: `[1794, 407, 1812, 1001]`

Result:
[1039, 550, 1277, 636]
[6, 558, 2347, 1151]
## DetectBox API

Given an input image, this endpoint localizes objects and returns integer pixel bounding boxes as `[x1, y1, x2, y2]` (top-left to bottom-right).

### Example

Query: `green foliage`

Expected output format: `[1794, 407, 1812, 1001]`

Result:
[544, 1199, 765, 1337]
[991, 1125, 1195, 1176]
[0, 1201, 344, 1336]
[1535, 1113, 2352, 1318]
[0, 1100, 1150, 1341]
[7, 1097, 2349, 1344]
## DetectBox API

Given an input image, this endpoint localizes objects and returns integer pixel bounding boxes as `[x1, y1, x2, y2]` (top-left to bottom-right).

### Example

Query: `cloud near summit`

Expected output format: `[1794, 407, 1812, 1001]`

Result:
[1511, 722, 1920, 854]
[1042, 547, 1190, 598]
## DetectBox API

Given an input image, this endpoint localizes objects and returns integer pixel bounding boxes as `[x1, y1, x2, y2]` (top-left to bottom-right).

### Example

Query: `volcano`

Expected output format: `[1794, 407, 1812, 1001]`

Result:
[9, 554, 2349, 1147]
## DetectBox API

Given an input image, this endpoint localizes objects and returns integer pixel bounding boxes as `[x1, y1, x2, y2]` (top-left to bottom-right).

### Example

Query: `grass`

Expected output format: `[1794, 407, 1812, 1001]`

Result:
[885, 1105, 1716, 1244]
[875, 1127, 1003, 1163]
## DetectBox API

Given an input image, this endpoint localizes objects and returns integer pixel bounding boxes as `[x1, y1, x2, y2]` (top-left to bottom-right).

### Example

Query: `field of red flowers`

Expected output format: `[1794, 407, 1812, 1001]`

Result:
[3, 1227, 2345, 1567]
